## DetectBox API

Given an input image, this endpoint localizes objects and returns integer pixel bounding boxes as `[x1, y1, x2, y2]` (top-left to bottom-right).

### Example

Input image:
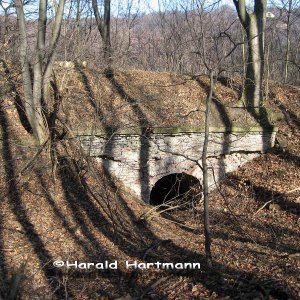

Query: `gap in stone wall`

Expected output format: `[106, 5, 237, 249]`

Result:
[149, 173, 202, 208]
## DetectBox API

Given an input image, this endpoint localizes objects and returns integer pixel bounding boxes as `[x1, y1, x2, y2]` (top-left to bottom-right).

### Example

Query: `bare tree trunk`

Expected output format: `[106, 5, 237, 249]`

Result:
[76, 0, 81, 54]
[15, 0, 65, 144]
[202, 70, 214, 267]
[15, 0, 47, 144]
[32, 0, 48, 141]
[92, 0, 112, 69]
[265, 30, 272, 102]
[43, 0, 66, 101]
[241, 22, 246, 81]
[233, 0, 266, 107]
[284, 0, 292, 83]
[103, 0, 111, 67]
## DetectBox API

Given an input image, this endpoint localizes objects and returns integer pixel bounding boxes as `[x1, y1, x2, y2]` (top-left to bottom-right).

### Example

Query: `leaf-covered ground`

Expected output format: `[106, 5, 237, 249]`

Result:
[0, 69, 299, 299]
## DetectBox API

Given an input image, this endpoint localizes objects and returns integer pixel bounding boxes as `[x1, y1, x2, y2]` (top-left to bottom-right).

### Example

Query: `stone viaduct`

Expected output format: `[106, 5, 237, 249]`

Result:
[78, 123, 277, 204]
[58, 68, 279, 205]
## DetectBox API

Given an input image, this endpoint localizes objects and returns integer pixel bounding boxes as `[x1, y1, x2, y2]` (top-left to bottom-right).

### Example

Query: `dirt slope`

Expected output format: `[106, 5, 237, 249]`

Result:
[0, 67, 299, 299]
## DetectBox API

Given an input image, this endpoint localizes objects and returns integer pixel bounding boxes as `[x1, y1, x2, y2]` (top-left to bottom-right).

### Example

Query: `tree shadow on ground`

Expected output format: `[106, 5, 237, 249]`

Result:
[210, 210, 300, 254]
[53, 146, 168, 298]
[0, 103, 71, 299]
[75, 64, 111, 131]
[0, 207, 8, 298]
[226, 173, 300, 217]
[59, 75, 300, 297]
[192, 75, 233, 132]
[54, 153, 141, 296]
[276, 148, 300, 168]
[12, 141, 292, 299]
[217, 75, 243, 99]
[77, 161, 294, 299]
[213, 73, 276, 152]
[192, 75, 234, 190]
[0, 111, 295, 299]
[1, 70, 296, 298]
[0, 59, 32, 133]
[104, 69, 151, 202]
[274, 99, 300, 132]
[64, 71, 297, 298]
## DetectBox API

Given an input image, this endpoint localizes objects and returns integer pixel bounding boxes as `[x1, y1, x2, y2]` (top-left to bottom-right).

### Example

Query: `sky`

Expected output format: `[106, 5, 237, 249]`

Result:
[0, 0, 289, 17]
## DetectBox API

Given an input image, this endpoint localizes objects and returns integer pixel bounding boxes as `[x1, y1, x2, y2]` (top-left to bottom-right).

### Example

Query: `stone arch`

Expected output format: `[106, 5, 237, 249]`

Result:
[149, 172, 202, 207]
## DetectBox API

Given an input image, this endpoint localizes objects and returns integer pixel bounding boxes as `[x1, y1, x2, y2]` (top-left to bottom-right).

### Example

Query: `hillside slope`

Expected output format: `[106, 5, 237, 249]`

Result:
[0, 67, 299, 299]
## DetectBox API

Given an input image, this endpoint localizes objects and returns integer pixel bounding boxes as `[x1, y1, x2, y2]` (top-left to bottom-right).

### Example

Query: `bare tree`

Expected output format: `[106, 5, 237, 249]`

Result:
[202, 70, 214, 267]
[0, 0, 19, 62]
[278, 0, 300, 83]
[92, 0, 112, 69]
[233, 0, 267, 107]
[0, 0, 13, 59]
[284, 0, 293, 82]
[15, 0, 65, 144]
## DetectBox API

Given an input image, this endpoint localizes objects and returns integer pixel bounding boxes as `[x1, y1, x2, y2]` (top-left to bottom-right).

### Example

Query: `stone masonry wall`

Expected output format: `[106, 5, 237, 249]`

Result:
[79, 130, 277, 202]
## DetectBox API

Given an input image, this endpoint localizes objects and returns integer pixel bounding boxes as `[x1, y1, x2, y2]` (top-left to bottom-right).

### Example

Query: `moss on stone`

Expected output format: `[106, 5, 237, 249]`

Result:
[75, 125, 278, 136]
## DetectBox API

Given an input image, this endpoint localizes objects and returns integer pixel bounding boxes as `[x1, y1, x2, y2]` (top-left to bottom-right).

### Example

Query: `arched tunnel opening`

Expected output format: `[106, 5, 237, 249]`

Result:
[149, 173, 202, 208]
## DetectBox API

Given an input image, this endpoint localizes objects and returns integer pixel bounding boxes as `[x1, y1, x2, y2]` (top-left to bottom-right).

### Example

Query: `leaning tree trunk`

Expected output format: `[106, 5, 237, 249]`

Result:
[43, 0, 66, 102]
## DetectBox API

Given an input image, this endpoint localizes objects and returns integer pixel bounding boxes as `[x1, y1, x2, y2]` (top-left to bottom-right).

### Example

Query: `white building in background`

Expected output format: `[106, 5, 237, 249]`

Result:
[266, 12, 275, 18]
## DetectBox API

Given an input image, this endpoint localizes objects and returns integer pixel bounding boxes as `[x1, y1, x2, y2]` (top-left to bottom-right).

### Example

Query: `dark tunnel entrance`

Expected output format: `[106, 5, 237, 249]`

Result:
[150, 173, 202, 207]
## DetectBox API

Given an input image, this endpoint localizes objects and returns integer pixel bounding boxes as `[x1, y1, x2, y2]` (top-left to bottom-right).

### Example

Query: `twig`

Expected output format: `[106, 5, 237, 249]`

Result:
[19, 138, 49, 176]
[253, 200, 273, 216]
[142, 239, 169, 260]
[158, 216, 200, 230]
[286, 187, 300, 194]
[140, 276, 170, 298]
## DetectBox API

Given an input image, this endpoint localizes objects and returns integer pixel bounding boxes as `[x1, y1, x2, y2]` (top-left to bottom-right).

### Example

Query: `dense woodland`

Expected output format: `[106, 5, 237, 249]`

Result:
[2, 1, 300, 78]
[0, 0, 300, 299]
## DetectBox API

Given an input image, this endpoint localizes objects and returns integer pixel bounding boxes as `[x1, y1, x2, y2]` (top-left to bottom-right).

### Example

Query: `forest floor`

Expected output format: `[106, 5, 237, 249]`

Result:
[0, 69, 299, 299]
